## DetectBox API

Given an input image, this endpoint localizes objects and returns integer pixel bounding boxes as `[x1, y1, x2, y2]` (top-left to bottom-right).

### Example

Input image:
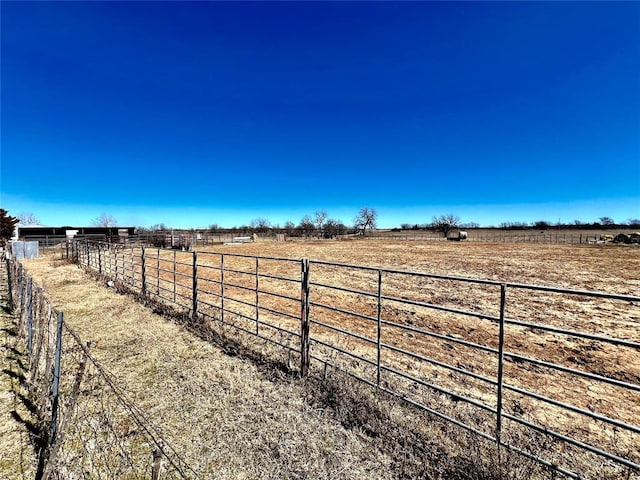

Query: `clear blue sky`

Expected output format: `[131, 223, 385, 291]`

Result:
[1, 1, 639, 228]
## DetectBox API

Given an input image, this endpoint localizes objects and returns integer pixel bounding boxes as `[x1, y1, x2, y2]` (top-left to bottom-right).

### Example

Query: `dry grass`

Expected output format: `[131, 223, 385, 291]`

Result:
[18, 241, 640, 479]
[186, 240, 640, 478]
[0, 266, 38, 479]
[21, 257, 397, 479]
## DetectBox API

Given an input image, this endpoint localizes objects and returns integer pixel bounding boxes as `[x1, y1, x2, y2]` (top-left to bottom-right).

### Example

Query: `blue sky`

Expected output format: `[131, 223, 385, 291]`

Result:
[1, 1, 639, 228]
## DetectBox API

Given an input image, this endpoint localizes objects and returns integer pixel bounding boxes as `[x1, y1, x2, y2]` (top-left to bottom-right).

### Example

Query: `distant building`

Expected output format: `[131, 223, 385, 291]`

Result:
[17, 225, 136, 243]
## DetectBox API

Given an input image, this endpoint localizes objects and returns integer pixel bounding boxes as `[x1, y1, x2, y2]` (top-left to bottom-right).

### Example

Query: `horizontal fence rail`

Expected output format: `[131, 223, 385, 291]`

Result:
[67, 240, 640, 479]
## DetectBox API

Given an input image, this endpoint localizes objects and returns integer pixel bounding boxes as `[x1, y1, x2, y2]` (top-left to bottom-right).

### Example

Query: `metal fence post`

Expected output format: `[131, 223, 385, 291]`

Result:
[114, 246, 119, 281]
[98, 244, 103, 275]
[496, 284, 507, 445]
[141, 246, 147, 297]
[19, 265, 27, 325]
[50, 312, 64, 447]
[376, 269, 382, 387]
[255, 257, 259, 335]
[300, 259, 311, 377]
[27, 278, 33, 355]
[152, 443, 164, 480]
[5, 257, 14, 312]
[221, 254, 225, 322]
[192, 251, 198, 320]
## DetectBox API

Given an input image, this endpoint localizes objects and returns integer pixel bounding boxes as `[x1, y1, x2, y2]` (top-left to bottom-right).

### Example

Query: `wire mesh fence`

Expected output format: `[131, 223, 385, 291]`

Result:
[64, 239, 640, 479]
[5, 253, 196, 479]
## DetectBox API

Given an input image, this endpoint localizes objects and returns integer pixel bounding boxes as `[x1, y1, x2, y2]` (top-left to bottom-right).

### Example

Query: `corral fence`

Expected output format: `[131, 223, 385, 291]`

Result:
[66, 239, 640, 479]
[3, 249, 196, 479]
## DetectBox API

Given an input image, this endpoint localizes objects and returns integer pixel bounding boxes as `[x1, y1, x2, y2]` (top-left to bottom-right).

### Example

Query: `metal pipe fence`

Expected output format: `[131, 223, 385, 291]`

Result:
[68, 240, 640, 479]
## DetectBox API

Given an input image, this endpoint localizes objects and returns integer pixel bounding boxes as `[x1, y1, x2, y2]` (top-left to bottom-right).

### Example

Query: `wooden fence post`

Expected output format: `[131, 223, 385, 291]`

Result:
[300, 259, 310, 377]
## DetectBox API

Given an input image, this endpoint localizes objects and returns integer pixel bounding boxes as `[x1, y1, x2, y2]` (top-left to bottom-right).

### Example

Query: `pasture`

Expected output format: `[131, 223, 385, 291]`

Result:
[65, 240, 640, 478]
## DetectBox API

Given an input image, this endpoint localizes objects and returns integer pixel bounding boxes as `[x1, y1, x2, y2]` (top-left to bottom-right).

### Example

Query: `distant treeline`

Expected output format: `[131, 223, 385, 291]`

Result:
[399, 218, 640, 232]
[136, 214, 640, 237]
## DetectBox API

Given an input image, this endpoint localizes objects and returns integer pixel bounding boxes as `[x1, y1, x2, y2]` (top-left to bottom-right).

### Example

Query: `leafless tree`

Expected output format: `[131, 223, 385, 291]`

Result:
[324, 219, 347, 237]
[432, 214, 460, 237]
[627, 218, 640, 228]
[314, 210, 327, 237]
[18, 212, 41, 225]
[298, 215, 315, 237]
[283, 221, 296, 236]
[92, 214, 118, 227]
[599, 216, 615, 226]
[354, 207, 377, 234]
[461, 221, 480, 229]
[250, 218, 271, 233]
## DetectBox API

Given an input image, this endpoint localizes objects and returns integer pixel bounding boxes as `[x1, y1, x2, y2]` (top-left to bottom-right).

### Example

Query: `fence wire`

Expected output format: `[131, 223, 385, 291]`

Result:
[5, 252, 198, 480]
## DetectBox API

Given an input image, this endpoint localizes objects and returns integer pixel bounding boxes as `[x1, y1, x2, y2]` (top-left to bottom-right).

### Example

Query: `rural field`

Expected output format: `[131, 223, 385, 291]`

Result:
[184, 240, 640, 477]
[14, 240, 640, 478]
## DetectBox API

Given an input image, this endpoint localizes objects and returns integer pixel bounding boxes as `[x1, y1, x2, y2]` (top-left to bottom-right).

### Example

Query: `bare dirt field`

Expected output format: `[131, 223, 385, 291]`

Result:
[211, 239, 639, 293]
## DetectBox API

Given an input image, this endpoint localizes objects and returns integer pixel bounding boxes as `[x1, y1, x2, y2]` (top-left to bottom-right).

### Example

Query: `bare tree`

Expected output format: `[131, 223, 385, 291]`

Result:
[599, 216, 615, 226]
[314, 210, 327, 237]
[92, 214, 118, 227]
[250, 218, 271, 233]
[431, 214, 460, 237]
[324, 219, 347, 237]
[283, 221, 296, 237]
[627, 218, 640, 228]
[354, 207, 377, 234]
[298, 215, 315, 237]
[18, 212, 41, 225]
[461, 221, 480, 229]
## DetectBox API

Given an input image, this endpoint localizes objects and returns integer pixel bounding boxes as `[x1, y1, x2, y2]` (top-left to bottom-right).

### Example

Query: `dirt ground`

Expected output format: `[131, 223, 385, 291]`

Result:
[209, 240, 640, 293]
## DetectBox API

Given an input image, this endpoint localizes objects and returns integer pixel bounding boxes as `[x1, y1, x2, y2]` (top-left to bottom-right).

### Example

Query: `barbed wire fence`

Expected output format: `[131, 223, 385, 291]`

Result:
[3, 251, 200, 480]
